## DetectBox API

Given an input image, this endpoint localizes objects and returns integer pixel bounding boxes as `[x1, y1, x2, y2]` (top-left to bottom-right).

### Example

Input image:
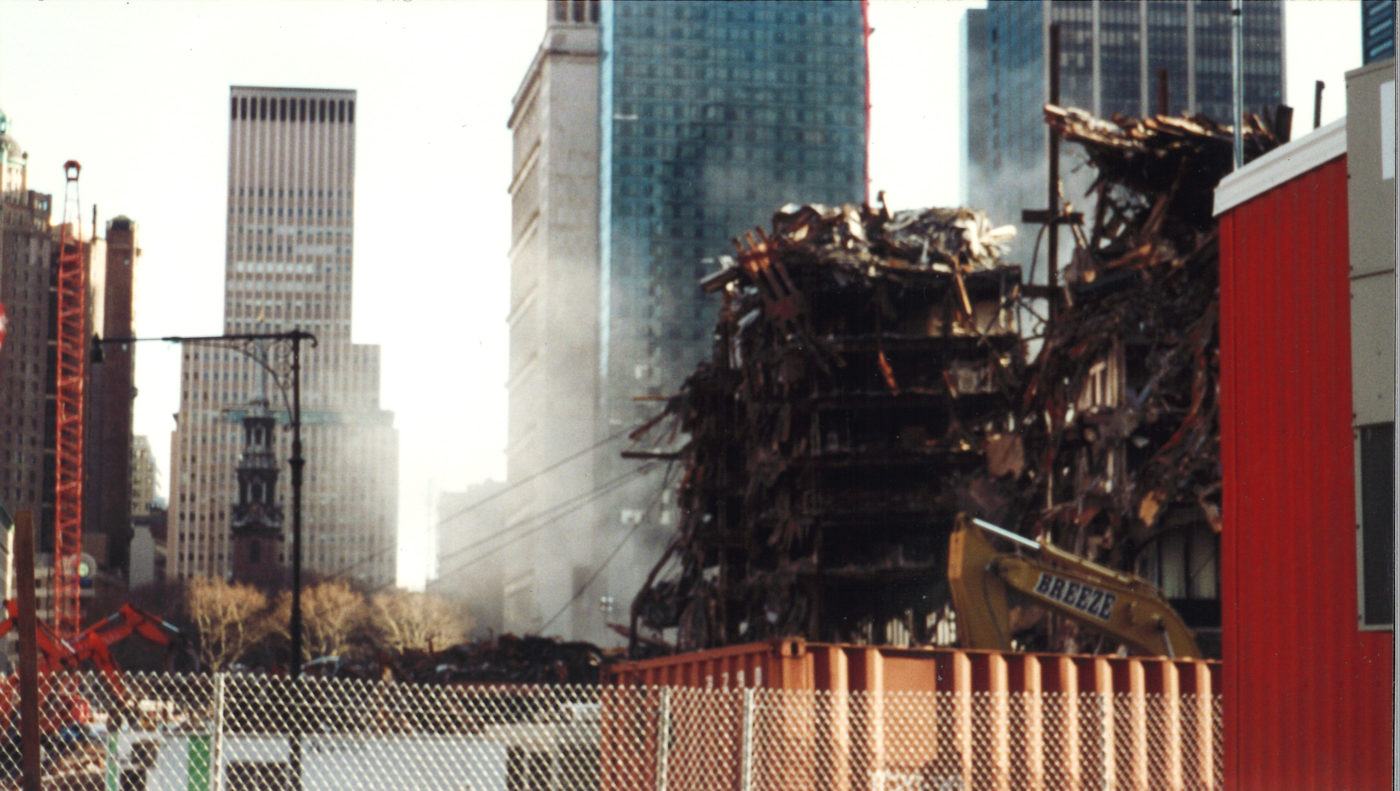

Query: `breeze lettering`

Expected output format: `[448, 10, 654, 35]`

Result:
[1034, 573, 1116, 620]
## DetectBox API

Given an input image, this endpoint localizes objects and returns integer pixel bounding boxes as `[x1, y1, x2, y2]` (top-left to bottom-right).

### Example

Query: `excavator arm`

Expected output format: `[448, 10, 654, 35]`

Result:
[948, 514, 1201, 659]
[1, 599, 82, 670]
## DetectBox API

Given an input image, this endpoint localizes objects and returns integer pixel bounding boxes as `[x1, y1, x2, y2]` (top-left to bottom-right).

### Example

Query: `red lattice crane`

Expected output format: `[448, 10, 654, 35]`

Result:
[53, 160, 85, 640]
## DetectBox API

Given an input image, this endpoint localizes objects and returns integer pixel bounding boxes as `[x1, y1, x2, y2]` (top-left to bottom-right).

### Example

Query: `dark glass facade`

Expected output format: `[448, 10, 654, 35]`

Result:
[1362, 0, 1396, 64]
[966, 0, 1284, 265]
[598, 0, 868, 433]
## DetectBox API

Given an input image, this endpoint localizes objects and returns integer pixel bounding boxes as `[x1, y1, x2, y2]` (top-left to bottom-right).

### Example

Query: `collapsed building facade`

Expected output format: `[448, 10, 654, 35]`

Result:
[630, 105, 1284, 657]
[628, 204, 1023, 652]
[1010, 106, 1283, 654]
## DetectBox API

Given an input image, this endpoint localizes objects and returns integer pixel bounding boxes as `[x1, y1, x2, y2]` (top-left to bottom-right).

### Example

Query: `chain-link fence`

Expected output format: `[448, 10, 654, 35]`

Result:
[2, 670, 1222, 790]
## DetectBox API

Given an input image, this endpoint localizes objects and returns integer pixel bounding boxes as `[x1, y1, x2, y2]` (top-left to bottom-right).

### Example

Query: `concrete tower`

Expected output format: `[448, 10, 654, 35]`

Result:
[498, 0, 868, 645]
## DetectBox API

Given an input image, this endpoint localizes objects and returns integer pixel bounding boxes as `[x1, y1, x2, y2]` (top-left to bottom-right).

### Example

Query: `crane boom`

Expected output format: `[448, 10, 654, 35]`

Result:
[948, 513, 1201, 658]
[53, 160, 86, 640]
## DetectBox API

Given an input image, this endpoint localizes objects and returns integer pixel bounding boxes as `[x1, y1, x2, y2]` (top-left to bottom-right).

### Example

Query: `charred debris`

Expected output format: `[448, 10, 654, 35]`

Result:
[626, 201, 1024, 652]
[626, 105, 1286, 657]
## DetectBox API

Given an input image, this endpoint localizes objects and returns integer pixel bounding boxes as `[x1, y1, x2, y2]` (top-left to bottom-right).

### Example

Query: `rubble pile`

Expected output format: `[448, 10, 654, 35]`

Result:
[1002, 106, 1285, 652]
[302, 635, 605, 685]
[629, 106, 1283, 658]
[389, 635, 605, 685]
[630, 202, 1024, 652]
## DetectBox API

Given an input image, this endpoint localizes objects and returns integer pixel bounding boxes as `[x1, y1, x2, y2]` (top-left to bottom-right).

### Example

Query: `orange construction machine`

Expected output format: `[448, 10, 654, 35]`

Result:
[0, 602, 181, 750]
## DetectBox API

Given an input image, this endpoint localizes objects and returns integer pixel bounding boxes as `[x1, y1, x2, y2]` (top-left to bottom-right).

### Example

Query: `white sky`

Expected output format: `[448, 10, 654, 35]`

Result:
[0, 0, 1361, 589]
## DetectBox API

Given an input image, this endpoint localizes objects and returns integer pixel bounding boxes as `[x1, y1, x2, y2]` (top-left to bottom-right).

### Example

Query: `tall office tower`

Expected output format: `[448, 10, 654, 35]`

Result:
[504, 0, 603, 640]
[1362, 0, 1395, 64]
[0, 111, 54, 538]
[503, 0, 867, 644]
[168, 87, 398, 589]
[963, 0, 1285, 258]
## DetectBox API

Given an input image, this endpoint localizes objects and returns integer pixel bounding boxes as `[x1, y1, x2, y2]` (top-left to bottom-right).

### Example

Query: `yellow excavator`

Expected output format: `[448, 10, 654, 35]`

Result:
[947, 513, 1201, 659]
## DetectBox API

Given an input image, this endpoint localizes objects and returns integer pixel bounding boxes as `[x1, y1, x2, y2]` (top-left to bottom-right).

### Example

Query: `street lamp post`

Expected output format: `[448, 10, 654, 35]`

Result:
[93, 328, 316, 677]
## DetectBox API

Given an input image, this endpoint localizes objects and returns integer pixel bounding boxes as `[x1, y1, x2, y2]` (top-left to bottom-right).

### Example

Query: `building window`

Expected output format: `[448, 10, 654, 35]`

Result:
[1357, 422, 1394, 629]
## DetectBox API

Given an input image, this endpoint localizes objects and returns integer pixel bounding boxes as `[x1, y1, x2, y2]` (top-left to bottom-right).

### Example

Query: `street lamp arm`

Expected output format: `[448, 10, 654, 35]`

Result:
[90, 328, 316, 678]
[93, 330, 318, 421]
[94, 330, 317, 345]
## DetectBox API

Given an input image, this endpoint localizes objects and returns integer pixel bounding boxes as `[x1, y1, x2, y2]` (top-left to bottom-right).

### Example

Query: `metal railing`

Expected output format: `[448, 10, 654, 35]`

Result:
[2, 671, 1222, 790]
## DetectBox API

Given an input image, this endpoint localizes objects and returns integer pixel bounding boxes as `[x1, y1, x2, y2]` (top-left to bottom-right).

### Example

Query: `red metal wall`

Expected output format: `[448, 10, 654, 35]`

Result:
[604, 639, 1222, 791]
[1219, 154, 1394, 790]
[605, 637, 1219, 697]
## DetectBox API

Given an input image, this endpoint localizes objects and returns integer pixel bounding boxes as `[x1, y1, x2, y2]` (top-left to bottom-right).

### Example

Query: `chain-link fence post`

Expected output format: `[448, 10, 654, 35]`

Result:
[739, 688, 756, 791]
[210, 672, 227, 791]
[290, 678, 304, 791]
[654, 687, 671, 791]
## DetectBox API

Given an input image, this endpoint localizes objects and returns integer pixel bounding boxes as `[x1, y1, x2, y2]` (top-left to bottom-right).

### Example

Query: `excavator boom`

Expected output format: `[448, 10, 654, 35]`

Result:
[948, 514, 1201, 658]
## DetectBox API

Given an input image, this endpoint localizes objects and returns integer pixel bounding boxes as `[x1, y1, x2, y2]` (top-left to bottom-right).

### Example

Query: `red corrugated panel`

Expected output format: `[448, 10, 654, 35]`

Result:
[1220, 153, 1394, 790]
[603, 640, 1220, 791]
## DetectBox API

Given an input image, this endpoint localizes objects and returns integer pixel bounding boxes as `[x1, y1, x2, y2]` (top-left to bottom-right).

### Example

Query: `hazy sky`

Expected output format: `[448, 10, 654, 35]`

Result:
[0, 0, 1361, 588]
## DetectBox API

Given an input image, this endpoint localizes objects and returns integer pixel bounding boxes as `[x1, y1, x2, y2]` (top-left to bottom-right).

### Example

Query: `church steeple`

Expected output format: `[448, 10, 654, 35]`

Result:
[230, 384, 285, 588]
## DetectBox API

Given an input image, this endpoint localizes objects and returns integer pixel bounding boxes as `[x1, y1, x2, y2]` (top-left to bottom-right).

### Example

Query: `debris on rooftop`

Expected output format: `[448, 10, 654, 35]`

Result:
[626, 105, 1285, 657]
[1001, 104, 1286, 653]
[629, 200, 1024, 653]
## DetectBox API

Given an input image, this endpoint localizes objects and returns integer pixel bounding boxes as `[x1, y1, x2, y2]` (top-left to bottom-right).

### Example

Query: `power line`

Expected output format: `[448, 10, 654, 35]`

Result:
[317, 427, 640, 583]
[430, 464, 656, 580]
[434, 426, 633, 527]
[354, 461, 659, 595]
[538, 462, 674, 632]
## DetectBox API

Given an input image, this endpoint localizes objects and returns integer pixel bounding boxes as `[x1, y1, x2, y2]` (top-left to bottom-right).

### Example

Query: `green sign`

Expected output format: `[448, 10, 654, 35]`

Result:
[105, 733, 119, 791]
[188, 734, 211, 791]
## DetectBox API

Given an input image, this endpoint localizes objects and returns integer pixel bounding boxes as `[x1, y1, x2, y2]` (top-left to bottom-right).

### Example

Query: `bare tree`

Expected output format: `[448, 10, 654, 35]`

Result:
[186, 576, 270, 671]
[370, 590, 471, 654]
[271, 580, 368, 661]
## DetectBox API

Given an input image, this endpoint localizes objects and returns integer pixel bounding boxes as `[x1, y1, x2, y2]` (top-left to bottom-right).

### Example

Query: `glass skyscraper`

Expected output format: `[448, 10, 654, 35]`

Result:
[502, 0, 868, 644]
[598, 0, 867, 431]
[963, 0, 1285, 263]
[1362, 0, 1396, 65]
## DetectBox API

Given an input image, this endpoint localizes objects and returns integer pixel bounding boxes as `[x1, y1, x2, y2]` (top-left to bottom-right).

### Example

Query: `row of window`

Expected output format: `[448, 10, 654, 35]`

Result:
[232, 224, 348, 240]
[232, 95, 354, 124]
[615, 39, 861, 69]
[613, 138, 860, 166]
[614, 123, 859, 150]
[551, 0, 599, 24]
[231, 207, 349, 221]
[233, 187, 349, 198]
[232, 244, 351, 258]
[620, 57, 859, 85]
[610, 94, 860, 124]
[617, 1, 854, 27]
[618, 23, 860, 50]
